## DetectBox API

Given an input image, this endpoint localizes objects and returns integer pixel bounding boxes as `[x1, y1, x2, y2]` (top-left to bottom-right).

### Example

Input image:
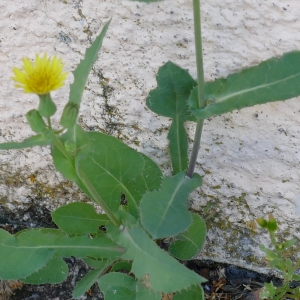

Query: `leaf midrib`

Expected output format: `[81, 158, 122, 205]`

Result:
[1, 243, 123, 252]
[154, 176, 186, 236]
[215, 72, 300, 103]
[90, 156, 138, 212]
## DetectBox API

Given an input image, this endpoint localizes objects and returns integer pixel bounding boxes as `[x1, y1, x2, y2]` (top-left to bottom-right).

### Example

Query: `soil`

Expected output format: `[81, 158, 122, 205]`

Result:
[0, 200, 282, 300]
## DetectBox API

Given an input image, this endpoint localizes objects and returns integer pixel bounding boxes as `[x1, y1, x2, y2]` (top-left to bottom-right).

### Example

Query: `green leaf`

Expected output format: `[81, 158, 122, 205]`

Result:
[0, 228, 123, 280]
[51, 143, 77, 181]
[147, 61, 197, 174]
[107, 223, 205, 294]
[51, 125, 90, 182]
[76, 132, 151, 216]
[73, 261, 110, 299]
[51, 202, 110, 235]
[292, 274, 300, 281]
[126, 153, 163, 203]
[83, 258, 110, 270]
[111, 261, 132, 272]
[169, 213, 206, 260]
[0, 229, 54, 279]
[190, 51, 300, 119]
[69, 20, 111, 106]
[0, 129, 53, 150]
[98, 272, 161, 300]
[173, 284, 205, 300]
[21, 256, 68, 284]
[282, 238, 297, 249]
[260, 281, 277, 299]
[259, 244, 280, 261]
[140, 172, 202, 239]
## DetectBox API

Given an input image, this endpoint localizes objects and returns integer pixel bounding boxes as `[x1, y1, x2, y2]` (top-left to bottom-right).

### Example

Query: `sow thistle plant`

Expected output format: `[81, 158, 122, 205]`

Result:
[1, 0, 300, 299]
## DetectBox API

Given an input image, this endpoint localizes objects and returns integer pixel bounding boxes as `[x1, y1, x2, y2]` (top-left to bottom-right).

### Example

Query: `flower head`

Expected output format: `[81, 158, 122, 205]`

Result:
[11, 53, 68, 95]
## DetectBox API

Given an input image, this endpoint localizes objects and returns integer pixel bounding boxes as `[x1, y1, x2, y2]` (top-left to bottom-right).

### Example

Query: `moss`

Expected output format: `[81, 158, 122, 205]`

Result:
[0, 167, 89, 207]
[212, 185, 221, 190]
[131, 124, 141, 131]
[176, 42, 187, 48]
[196, 190, 267, 264]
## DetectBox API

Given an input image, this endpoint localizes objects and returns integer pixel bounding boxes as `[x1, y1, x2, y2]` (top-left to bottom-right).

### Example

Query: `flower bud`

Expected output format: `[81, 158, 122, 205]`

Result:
[38, 93, 57, 118]
[256, 218, 268, 229]
[276, 243, 284, 250]
[60, 102, 79, 128]
[267, 214, 278, 232]
[26, 109, 47, 133]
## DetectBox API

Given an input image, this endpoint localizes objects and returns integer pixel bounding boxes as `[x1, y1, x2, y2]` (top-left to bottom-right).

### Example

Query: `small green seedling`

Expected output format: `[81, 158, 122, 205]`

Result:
[257, 215, 300, 300]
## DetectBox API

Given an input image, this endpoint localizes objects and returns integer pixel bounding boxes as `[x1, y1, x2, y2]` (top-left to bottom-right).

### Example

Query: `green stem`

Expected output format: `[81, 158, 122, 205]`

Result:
[47, 117, 52, 130]
[53, 136, 120, 227]
[187, 119, 204, 177]
[274, 284, 289, 300]
[53, 135, 73, 163]
[187, 0, 205, 178]
[77, 167, 121, 227]
[270, 231, 277, 248]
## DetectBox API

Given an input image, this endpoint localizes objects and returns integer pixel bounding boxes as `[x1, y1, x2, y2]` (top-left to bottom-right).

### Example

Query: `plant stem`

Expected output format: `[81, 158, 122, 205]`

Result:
[53, 135, 73, 163]
[269, 231, 277, 248]
[47, 117, 52, 130]
[77, 167, 121, 227]
[53, 135, 120, 227]
[187, 0, 205, 178]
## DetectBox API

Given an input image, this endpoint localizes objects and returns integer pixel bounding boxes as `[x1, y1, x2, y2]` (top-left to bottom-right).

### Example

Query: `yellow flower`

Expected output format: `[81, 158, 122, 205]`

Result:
[11, 53, 68, 95]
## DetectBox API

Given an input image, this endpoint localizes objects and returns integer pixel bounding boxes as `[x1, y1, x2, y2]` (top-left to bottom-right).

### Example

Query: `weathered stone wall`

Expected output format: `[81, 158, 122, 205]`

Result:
[1, 0, 300, 272]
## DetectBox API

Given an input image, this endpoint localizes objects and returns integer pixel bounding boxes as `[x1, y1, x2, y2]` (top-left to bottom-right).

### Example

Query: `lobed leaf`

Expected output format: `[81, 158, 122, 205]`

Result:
[190, 51, 300, 119]
[111, 261, 132, 272]
[76, 132, 162, 217]
[73, 260, 111, 299]
[51, 202, 109, 235]
[140, 172, 202, 239]
[169, 213, 206, 260]
[0, 228, 123, 280]
[126, 153, 163, 202]
[107, 223, 206, 294]
[147, 61, 197, 174]
[83, 257, 111, 269]
[21, 256, 68, 284]
[0, 129, 53, 150]
[173, 284, 205, 300]
[0, 229, 54, 280]
[69, 20, 111, 106]
[98, 272, 161, 300]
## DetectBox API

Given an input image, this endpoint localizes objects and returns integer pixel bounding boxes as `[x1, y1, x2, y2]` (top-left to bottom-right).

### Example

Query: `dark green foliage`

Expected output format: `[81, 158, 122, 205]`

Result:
[190, 51, 300, 119]
[147, 62, 197, 174]
[169, 213, 206, 260]
[140, 172, 202, 239]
